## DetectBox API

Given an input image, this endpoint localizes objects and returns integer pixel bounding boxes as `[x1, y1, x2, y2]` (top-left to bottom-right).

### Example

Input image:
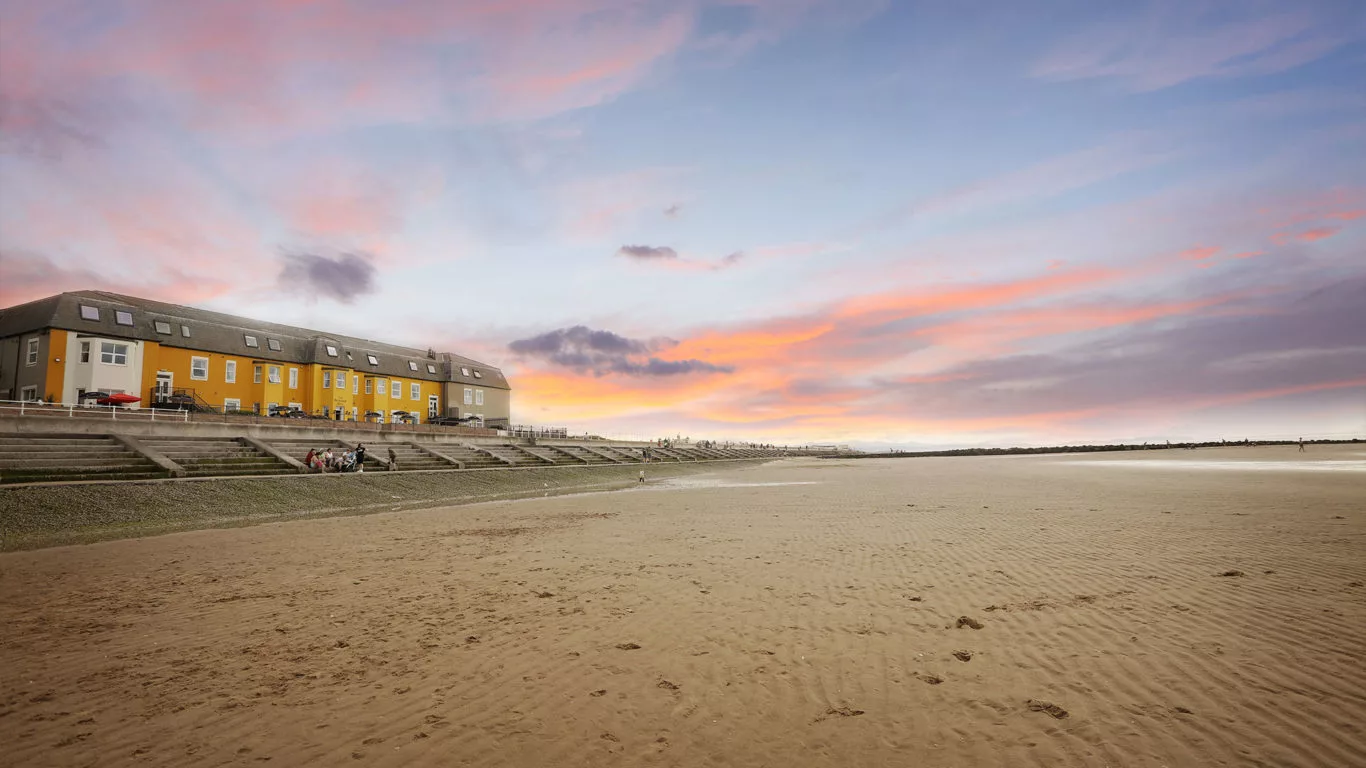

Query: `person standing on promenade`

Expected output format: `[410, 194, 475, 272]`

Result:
[1299, 438, 1305, 452]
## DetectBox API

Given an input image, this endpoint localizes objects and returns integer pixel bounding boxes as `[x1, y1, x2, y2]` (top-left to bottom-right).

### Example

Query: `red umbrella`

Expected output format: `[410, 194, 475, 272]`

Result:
[96, 393, 141, 405]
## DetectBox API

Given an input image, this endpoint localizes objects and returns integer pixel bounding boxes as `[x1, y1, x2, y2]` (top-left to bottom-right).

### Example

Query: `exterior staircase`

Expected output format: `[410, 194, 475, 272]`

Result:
[481, 444, 552, 467]
[139, 436, 294, 478]
[0, 434, 168, 484]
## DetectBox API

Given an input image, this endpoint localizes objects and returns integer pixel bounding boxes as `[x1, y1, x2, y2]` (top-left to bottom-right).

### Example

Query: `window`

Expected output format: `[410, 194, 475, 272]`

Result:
[181, 325, 191, 337]
[473, 370, 482, 378]
[391, 380, 402, 399]
[410, 382, 420, 400]
[25, 338, 39, 366]
[244, 335, 259, 348]
[191, 356, 209, 381]
[100, 342, 128, 365]
[267, 338, 281, 352]
[475, 389, 484, 406]
[367, 354, 379, 366]
[365, 378, 373, 394]
[224, 398, 241, 412]
[323, 371, 332, 388]
[268, 365, 281, 384]
[427, 364, 436, 374]
[325, 345, 338, 357]
[21, 386, 38, 401]
[254, 365, 263, 384]
[288, 368, 298, 389]
[336, 372, 346, 390]
[352, 376, 359, 395]
[79, 342, 90, 363]
[461, 367, 470, 377]
[289, 402, 303, 412]
[377, 380, 387, 395]
[154, 321, 172, 335]
[464, 387, 473, 405]
[80, 305, 100, 321]
[225, 360, 237, 383]
[115, 310, 134, 326]
[408, 361, 419, 371]
[428, 395, 439, 418]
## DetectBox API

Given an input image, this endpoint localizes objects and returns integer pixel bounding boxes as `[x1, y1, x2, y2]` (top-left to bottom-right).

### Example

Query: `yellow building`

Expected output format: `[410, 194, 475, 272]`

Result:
[0, 291, 511, 426]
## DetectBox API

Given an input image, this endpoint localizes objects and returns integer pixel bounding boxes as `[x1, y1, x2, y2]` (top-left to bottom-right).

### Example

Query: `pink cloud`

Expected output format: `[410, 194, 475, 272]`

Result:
[1180, 245, 1220, 260]
[1297, 226, 1340, 242]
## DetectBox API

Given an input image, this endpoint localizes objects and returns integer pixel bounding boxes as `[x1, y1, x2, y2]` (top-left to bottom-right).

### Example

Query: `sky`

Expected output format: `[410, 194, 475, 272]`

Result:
[1, 0, 1364, 448]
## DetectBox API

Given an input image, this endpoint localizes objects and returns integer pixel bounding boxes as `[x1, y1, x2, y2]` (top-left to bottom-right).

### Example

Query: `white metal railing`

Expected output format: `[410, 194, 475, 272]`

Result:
[0, 399, 190, 422]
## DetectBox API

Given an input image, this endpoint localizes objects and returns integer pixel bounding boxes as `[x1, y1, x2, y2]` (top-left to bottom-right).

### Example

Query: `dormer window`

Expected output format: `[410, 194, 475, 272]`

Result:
[181, 325, 191, 337]
[408, 361, 418, 371]
[267, 338, 282, 351]
[473, 370, 482, 378]
[244, 334, 259, 348]
[461, 367, 470, 377]
[79, 305, 100, 321]
[325, 345, 339, 357]
[367, 355, 379, 366]
[115, 310, 134, 326]
[154, 321, 172, 335]
[426, 364, 436, 374]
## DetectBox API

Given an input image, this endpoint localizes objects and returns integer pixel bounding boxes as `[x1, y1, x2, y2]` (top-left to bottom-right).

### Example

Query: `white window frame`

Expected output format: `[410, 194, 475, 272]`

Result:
[464, 387, 473, 405]
[377, 380, 387, 395]
[154, 321, 172, 335]
[25, 337, 39, 366]
[180, 325, 191, 337]
[20, 385, 39, 401]
[288, 401, 303, 412]
[325, 345, 339, 357]
[268, 365, 281, 384]
[428, 394, 439, 418]
[461, 367, 470, 377]
[190, 356, 209, 381]
[353, 375, 359, 395]
[100, 342, 128, 366]
[79, 341, 90, 363]
[410, 382, 420, 400]
[323, 371, 332, 388]
[267, 338, 282, 351]
[336, 371, 346, 390]
[426, 364, 436, 374]
[475, 389, 484, 406]
[244, 334, 259, 348]
[391, 380, 402, 399]
[365, 378, 373, 394]
[254, 365, 263, 384]
[473, 370, 482, 378]
[79, 305, 100, 321]
[367, 354, 379, 366]
[408, 361, 418, 372]
[115, 310, 134, 326]
[225, 359, 237, 383]
[288, 368, 298, 389]
[224, 398, 241, 412]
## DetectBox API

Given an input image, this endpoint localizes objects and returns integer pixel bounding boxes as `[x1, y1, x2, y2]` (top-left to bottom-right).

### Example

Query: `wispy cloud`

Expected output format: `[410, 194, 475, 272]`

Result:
[1032, 5, 1356, 92]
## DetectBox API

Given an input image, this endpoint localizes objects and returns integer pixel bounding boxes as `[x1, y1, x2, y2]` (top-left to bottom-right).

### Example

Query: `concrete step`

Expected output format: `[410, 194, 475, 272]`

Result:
[182, 467, 296, 477]
[1, 467, 166, 483]
[0, 457, 152, 469]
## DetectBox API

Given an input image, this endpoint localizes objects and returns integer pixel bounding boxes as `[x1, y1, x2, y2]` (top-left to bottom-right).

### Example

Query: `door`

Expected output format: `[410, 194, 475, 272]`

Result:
[154, 371, 173, 404]
[428, 395, 439, 419]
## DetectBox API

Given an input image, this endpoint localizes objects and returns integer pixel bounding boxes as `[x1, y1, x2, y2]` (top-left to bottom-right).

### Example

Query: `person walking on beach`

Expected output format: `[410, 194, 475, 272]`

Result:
[388, 447, 399, 471]
[638, 468, 646, 484]
[1299, 437, 1305, 452]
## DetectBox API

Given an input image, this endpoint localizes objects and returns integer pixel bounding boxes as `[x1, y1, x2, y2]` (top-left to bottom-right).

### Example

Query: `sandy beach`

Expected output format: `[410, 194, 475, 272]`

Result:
[2, 446, 1363, 767]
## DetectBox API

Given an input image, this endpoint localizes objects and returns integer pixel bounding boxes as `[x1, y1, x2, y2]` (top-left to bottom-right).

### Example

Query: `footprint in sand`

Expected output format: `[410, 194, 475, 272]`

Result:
[956, 616, 984, 630]
[615, 642, 642, 650]
[1217, 570, 1245, 578]
[590, 689, 607, 697]
[1026, 700, 1068, 719]
[952, 650, 972, 662]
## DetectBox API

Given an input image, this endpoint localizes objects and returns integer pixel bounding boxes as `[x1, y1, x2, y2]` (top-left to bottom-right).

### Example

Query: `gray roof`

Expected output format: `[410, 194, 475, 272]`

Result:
[0, 291, 510, 389]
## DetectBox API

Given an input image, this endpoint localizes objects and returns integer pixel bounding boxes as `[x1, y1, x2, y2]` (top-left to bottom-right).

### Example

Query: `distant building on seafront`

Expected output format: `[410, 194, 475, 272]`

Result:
[0, 291, 510, 425]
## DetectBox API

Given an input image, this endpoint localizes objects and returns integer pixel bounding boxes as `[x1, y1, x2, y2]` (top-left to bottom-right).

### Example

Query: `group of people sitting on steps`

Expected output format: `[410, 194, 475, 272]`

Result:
[303, 443, 399, 473]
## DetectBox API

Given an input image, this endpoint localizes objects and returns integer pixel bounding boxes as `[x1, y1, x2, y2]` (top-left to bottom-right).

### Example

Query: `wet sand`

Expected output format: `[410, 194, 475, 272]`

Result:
[2, 446, 1363, 767]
